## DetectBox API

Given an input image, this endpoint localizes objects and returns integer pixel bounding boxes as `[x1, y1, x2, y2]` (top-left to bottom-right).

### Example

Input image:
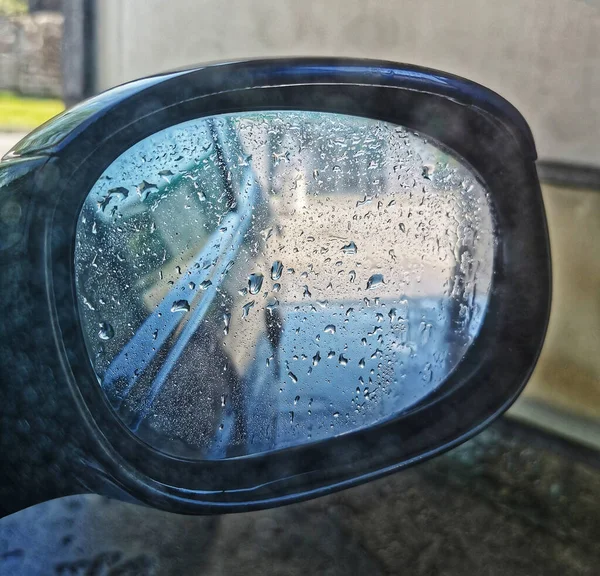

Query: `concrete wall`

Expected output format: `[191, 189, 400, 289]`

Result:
[94, 0, 600, 165]
[0, 11, 63, 97]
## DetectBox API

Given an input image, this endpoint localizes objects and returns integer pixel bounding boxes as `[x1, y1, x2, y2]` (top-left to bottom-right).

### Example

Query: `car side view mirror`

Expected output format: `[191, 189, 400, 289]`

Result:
[0, 59, 550, 516]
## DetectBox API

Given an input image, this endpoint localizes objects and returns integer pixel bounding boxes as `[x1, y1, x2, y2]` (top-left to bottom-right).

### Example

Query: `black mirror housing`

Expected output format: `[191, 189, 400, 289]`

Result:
[0, 58, 550, 516]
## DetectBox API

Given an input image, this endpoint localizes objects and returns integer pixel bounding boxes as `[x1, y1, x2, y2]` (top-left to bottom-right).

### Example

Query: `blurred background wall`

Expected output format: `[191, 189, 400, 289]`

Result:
[0, 9, 62, 97]
[92, 0, 600, 166]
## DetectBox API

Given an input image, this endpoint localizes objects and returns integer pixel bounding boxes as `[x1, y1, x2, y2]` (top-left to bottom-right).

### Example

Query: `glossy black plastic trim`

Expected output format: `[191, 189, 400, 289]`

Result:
[6, 58, 536, 162]
[5, 59, 550, 514]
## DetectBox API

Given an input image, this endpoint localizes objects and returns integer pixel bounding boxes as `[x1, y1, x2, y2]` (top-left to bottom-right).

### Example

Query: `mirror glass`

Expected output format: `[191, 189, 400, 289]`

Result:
[75, 111, 494, 459]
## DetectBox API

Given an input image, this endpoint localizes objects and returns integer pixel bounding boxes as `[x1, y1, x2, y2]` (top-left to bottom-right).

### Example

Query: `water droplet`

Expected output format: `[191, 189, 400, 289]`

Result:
[422, 363, 433, 383]
[388, 308, 397, 322]
[98, 187, 129, 212]
[342, 241, 357, 255]
[349, 270, 356, 283]
[303, 285, 312, 298]
[294, 395, 300, 405]
[366, 274, 385, 290]
[98, 321, 114, 340]
[328, 350, 336, 359]
[223, 312, 231, 335]
[324, 324, 336, 334]
[223, 260, 234, 276]
[248, 273, 264, 295]
[171, 300, 190, 313]
[242, 300, 255, 318]
[345, 307, 354, 316]
[288, 371, 298, 383]
[312, 352, 321, 366]
[356, 194, 372, 207]
[199, 279, 212, 290]
[221, 394, 227, 407]
[359, 358, 366, 368]
[333, 412, 340, 418]
[399, 222, 406, 233]
[339, 354, 348, 366]
[269, 260, 283, 281]
[272, 283, 281, 292]
[420, 322, 432, 345]
[110, 186, 129, 198]
[399, 298, 409, 319]
[290, 411, 295, 423]
[189, 281, 196, 290]
[136, 180, 157, 196]
[82, 296, 95, 311]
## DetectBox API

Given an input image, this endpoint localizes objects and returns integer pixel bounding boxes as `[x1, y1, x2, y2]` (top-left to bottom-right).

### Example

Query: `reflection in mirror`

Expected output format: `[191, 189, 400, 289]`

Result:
[75, 111, 494, 459]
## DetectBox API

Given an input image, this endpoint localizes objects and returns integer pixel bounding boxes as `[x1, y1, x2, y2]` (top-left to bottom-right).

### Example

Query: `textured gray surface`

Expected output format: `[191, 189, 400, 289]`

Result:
[1, 422, 599, 575]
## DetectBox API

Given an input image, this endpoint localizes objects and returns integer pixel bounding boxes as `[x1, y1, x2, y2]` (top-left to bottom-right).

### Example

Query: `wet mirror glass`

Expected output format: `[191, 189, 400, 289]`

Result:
[75, 111, 494, 459]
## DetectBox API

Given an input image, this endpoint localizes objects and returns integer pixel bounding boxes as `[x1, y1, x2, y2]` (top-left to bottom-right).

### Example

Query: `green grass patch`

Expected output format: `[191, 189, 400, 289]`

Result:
[0, 0, 27, 16]
[0, 91, 65, 131]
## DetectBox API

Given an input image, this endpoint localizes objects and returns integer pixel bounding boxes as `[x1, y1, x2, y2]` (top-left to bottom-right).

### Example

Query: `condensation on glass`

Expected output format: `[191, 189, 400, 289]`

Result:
[74, 111, 494, 459]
